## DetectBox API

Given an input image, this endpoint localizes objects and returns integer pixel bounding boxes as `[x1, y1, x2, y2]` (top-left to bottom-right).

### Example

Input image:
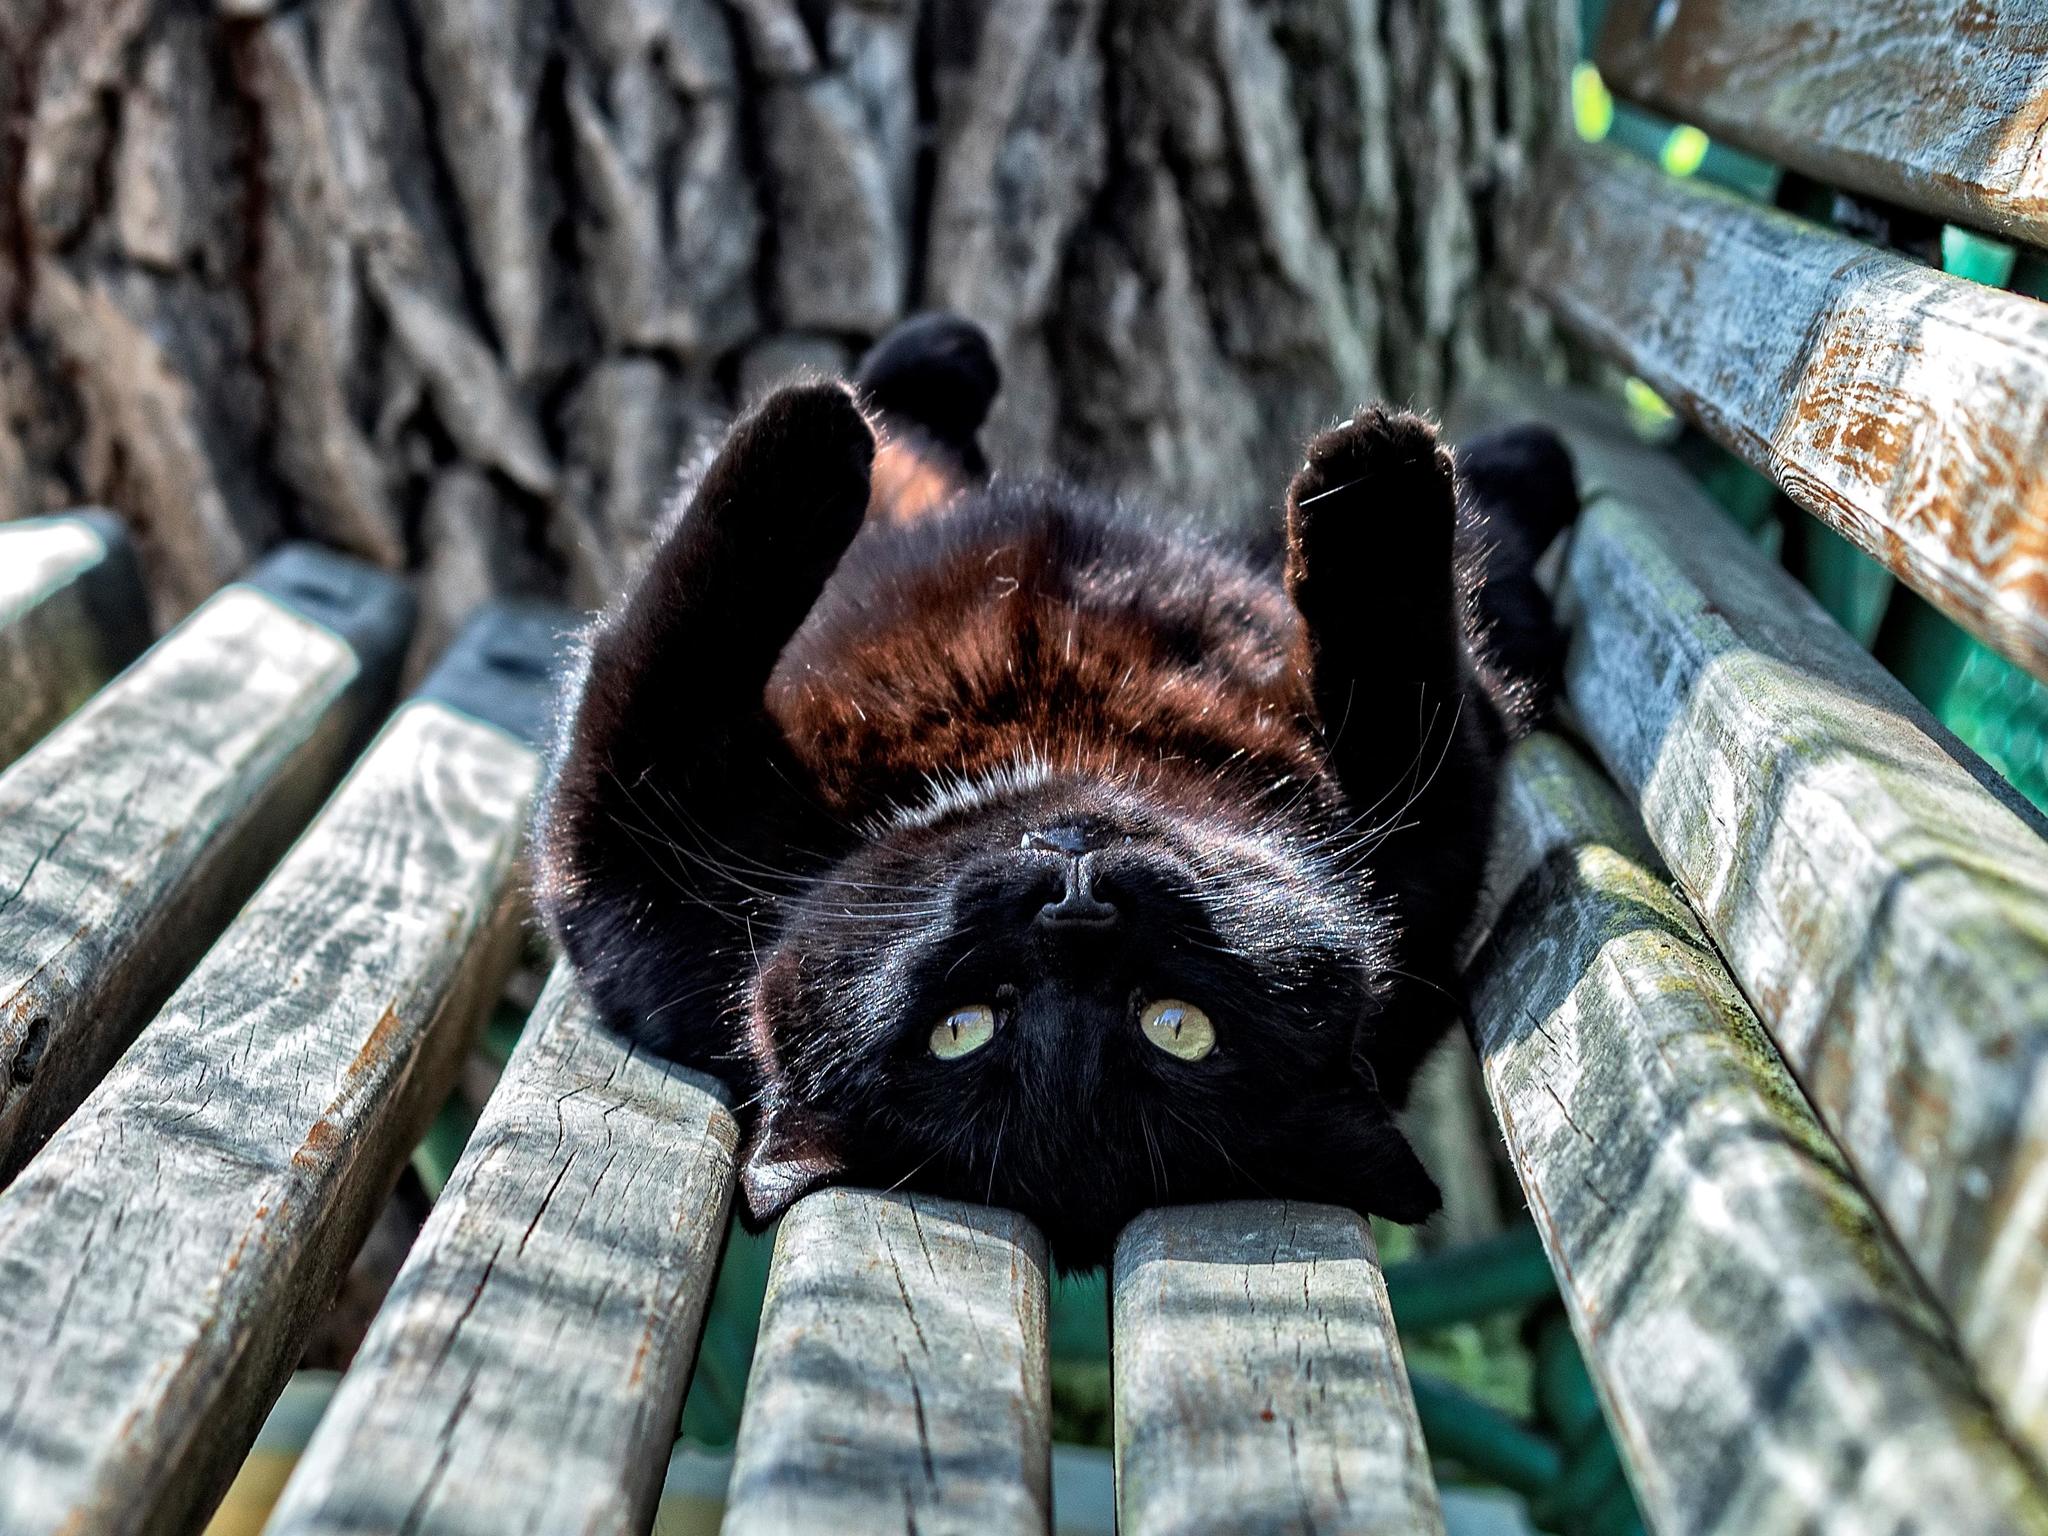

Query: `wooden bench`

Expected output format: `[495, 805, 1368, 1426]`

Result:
[0, 541, 1452, 1536]
[1446, 4, 2048, 1530]
[0, 512, 149, 772]
[3, 9, 2048, 1534]
[0, 593, 548, 1536]
[0, 544, 410, 1183]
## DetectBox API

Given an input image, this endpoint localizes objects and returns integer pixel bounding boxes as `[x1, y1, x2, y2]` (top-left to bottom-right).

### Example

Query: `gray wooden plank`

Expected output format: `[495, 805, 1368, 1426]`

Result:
[263, 962, 737, 1536]
[1512, 141, 2048, 680]
[1472, 730, 2048, 1536]
[0, 695, 541, 1536]
[1113, 1202, 1445, 1536]
[0, 545, 408, 1184]
[1596, 0, 2048, 248]
[1460, 381, 2048, 1473]
[722, 1188, 1053, 1536]
[0, 511, 149, 770]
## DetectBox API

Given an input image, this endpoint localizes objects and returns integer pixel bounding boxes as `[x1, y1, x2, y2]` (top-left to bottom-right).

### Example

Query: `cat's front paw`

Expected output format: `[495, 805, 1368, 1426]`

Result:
[1286, 406, 1456, 575]
[719, 378, 876, 538]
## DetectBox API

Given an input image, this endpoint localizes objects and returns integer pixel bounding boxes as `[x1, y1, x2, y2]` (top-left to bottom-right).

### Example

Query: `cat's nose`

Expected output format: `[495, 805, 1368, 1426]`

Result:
[1035, 850, 1120, 930]
[1020, 822, 1106, 857]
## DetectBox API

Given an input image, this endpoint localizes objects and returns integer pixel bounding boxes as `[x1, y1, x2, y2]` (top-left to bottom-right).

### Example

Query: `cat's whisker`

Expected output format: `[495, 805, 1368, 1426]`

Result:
[641, 976, 746, 1026]
[618, 779, 952, 921]
[1139, 1103, 1168, 1200]
[984, 1102, 1010, 1205]
[604, 813, 768, 932]
[639, 773, 946, 901]
[882, 1149, 945, 1196]
[611, 781, 801, 901]
[1379, 965, 1459, 1004]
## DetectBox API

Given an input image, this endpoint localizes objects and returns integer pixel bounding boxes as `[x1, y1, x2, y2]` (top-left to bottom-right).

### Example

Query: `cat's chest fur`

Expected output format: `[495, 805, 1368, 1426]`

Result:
[765, 481, 1324, 821]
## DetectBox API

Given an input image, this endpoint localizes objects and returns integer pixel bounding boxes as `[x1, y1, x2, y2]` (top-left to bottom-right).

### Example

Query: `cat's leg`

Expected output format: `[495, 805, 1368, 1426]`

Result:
[1284, 406, 1495, 1102]
[590, 380, 874, 726]
[1285, 406, 1475, 803]
[855, 312, 1000, 472]
[535, 382, 875, 1062]
[1455, 423, 1579, 730]
[854, 313, 1000, 522]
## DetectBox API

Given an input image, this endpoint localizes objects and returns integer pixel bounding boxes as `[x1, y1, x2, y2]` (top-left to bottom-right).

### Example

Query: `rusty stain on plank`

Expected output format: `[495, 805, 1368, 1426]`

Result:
[1514, 141, 2048, 681]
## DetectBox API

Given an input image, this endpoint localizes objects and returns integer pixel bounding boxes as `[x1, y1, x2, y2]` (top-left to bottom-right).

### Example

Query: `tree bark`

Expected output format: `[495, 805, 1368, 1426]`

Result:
[0, 0, 1574, 662]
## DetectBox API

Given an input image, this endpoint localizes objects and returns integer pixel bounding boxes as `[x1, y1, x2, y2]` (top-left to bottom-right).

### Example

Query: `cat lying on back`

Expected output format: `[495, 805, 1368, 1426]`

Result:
[534, 314, 1577, 1268]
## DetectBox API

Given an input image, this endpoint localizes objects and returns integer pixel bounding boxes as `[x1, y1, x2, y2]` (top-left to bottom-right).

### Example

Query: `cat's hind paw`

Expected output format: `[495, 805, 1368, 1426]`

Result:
[1286, 406, 1456, 583]
[855, 312, 1001, 452]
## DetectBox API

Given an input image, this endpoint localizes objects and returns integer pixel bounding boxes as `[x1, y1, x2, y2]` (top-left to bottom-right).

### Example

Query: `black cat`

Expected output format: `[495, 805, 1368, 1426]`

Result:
[533, 314, 1576, 1268]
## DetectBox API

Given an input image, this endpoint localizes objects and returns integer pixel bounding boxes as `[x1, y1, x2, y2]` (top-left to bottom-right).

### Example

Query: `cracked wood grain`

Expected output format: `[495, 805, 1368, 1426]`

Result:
[1460, 381, 2048, 1474]
[1596, 0, 2048, 247]
[723, 1188, 1052, 1536]
[1513, 142, 2048, 680]
[1471, 731, 2048, 1536]
[0, 575, 395, 1185]
[1113, 1202, 1444, 1536]
[0, 511, 147, 770]
[0, 699, 540, 1536]
[263, 962, 737, 1536]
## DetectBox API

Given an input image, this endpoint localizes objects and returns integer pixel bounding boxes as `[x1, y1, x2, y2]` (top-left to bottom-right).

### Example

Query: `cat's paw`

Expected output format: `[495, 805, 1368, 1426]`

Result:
[1286, 406, 1456, 572]
[855, 312, 1001, 449]
[706, 379, 877, 559]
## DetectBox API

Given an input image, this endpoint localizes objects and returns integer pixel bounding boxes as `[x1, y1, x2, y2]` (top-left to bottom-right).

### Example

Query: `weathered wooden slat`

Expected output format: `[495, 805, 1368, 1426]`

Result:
[1513, 141, 2048, 680]
[1596, 0, 2048, 247]
[263, 962, 737, 1536]
[1462, 384, 2048, 1472]
[0, 545, 409, 1183]
[0, 678, 544, 1536]
[723, 1188, 1053, 1536]
[1472, 730, 2048, 1535]
[0, 511, 149, 769]
[1113, 1202, 1444, 1536]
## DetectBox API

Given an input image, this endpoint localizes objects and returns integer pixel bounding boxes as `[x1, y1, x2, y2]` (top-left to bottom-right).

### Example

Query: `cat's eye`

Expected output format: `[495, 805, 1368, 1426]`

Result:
[930, 1004, 998, 1060]
[1140, 999, 1216, 1062]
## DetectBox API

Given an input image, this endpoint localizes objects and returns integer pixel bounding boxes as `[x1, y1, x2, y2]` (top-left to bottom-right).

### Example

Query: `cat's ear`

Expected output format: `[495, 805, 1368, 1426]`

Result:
[737, 1101, 846, 1227]
[1289, 1091, 1442, 1226]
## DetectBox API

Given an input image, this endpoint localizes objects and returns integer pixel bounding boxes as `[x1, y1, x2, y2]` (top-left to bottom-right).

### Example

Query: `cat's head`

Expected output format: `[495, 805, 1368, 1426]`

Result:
[740, 759, 1441, 1267]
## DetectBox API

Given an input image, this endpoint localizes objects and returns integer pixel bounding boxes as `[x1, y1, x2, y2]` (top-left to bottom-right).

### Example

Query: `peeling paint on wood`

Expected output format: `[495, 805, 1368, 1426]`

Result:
[1472, 731, 2048, 1535]
[0, 582, 385, 1185]
[1597, 0, 2048, 247]
[0, 701, 539, 1536]
[1113, 1202, 1444, 1536]
[1460, 382, 2048, 1474]
[263, 963, 736, 1536]
[723, 1188, 1052, 1536]
[0, 512, 147, 770]
[1514, 143, 2048, 681]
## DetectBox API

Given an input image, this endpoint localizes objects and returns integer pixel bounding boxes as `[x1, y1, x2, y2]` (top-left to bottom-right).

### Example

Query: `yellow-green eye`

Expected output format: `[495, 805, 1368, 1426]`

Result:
[930, 1004, 997, 1060]
[1140, 1000, 1216, 1062]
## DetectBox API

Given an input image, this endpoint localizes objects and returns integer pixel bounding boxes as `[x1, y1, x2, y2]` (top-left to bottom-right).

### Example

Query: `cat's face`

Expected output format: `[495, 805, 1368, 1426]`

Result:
[740, 766, 1441, 1267]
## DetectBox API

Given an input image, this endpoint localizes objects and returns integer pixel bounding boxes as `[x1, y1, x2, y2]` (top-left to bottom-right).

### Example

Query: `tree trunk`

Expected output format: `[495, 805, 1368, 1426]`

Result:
[0, 0, 1574, 664]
